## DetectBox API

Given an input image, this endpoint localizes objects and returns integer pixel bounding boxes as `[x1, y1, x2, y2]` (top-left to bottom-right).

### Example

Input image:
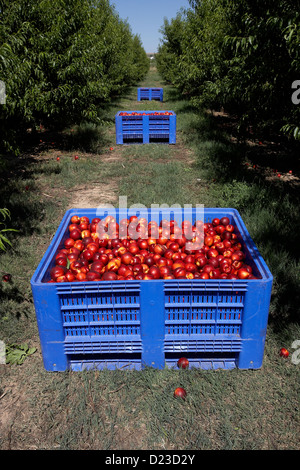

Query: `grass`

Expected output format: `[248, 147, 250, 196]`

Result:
[0, 65, 299, 450]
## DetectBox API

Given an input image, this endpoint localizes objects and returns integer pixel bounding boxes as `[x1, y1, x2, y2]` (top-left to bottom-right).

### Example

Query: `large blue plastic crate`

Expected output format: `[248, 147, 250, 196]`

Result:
[115, 111, 176, 144]
[137, 87, 163, 101]
[30, 207, 273, 372]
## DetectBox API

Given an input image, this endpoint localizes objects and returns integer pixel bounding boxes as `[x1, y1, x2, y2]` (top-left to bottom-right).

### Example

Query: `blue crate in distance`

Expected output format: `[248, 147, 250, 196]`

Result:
[115, 110, 176, 144]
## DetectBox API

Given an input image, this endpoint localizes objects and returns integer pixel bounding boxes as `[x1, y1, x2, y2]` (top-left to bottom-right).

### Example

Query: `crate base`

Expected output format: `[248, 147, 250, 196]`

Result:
[68, 358, 237, 371]
[139, 98, 162, 101]
[165, 351, 238, 370]
[67, 351, 239, 371]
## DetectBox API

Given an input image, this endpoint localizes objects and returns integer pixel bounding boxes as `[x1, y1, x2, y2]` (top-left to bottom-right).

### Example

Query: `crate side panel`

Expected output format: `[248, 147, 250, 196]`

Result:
[57, 283, 142, 355]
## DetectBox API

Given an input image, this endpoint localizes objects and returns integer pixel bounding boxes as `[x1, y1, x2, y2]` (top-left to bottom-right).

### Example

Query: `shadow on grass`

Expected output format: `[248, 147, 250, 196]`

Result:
[0, 108, 119, 234]
[0, 282, 32, 321]
[18, 121, 111, 155]
[0, 153, 49, 233]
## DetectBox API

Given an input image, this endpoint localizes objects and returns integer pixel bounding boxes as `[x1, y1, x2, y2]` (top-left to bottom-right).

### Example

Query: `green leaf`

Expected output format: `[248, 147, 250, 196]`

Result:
[0, 234, 12, 246]
[5, 343, 37, 365]
[28, 347, 37, 355]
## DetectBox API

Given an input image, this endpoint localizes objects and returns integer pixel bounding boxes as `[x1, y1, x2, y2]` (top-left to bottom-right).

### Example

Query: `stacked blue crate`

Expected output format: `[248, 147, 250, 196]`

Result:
[115, 111, 176, 144]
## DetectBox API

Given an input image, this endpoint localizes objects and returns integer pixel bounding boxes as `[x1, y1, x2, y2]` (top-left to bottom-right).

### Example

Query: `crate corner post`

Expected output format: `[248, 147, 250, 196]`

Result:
[140, 281, 165, 369]
[142, 114, 150, 144]
[115, 113, 123, 144]
[31, 282, 68, 371]
[237, 278, 273, 369]
[169, 113, 177, 144]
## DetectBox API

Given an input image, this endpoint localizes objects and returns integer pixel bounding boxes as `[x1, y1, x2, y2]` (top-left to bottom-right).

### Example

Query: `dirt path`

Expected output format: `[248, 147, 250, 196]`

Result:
[66, 88, 195, 210]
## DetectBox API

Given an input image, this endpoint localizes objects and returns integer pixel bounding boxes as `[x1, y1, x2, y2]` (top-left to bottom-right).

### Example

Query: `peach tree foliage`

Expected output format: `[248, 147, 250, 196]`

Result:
[0, 0, 149, 154]
[156, 0, 300, 140]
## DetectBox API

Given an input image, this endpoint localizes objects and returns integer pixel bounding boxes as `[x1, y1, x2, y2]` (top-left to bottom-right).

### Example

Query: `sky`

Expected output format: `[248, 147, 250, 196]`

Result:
[111, 0, 191, 53]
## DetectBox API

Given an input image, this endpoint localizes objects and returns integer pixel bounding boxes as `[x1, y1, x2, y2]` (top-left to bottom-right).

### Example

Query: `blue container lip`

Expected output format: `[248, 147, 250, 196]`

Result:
[30, 207, 273, 287]
[116, 110, 175, 116]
